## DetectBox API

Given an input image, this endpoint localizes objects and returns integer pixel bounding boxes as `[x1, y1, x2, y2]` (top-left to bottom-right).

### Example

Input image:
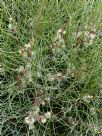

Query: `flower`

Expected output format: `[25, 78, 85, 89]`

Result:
[40, 111, 51, 124]
[41, 116, 47, 124]
[18, 37, 34, 60]
[22, 51, 28, 59]
[25, 109, 52, 125]
[44, 97, 50, 102]
[51, 28, 66, 51]
[25, 116, 35, 124]
[8, 16, 17, 33]
[16, 66, 25, 72]
[90, 107, 96, 115]
[55, 29, 65, 47]
[25, 112, 35, 130]
[47, 72, 62, 81]
[68, 116, 76, 125]
[63, 30, 66, 35]
[34, 113, 41, 122]
[18, 48, 24, 54]
[8, 23, 16, 33]
[84, 31, 96, 45]
[9, 17, 13, 22]
[83, 94, 93, 103]
[8, 23, 12, 30]
[41, 100, 45, 105]
[44, 112, 51, 119]
[33, 98, 44, 106]
[24, 43, 31, 49]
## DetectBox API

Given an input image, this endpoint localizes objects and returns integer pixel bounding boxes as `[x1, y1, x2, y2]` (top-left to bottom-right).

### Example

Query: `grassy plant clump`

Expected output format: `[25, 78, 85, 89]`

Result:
[1, 1, 102, 136]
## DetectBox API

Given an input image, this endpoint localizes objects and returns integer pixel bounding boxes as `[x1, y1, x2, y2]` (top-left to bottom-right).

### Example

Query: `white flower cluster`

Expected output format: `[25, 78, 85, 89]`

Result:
[55, 29, 66, 47]
[90, 107, 96, 115]
[25, 110, 51, 130]
[47, 72, 62, 81]
[83, 94, 93, 103]
[68, 116, 77, 125]
[25, 96, 51, 130]
[40, 111, 51, 124]
[51, 28, 66, 53]
[16, 37, 35, 87]
[73, 26, 96, 47]
[8, 17, 16, 33]
[15, 62, 33, 89]
[25, 112, 35, 130]
[84, 31, 96, 45]
[19, 37, 34, 60]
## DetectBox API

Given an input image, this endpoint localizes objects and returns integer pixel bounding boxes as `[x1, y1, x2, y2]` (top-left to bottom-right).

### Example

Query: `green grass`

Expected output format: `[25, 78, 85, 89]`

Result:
[1, 0, 102, 136]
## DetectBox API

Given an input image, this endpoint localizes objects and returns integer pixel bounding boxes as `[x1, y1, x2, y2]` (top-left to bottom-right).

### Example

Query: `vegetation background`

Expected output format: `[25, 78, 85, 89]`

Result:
[1, 0, 102, 136]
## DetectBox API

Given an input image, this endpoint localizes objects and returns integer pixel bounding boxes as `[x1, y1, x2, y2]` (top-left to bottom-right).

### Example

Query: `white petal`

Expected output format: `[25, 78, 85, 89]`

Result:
[41, 116, 47, 124]
[29, 123, 35, 130]
[9, 17, 13, 21]
[24, 43, 31, 49]
[8, 24, 12, 29]
[57, 29, 62, 34]
[25, 116, 35, 124]
[45, 112, 51, 119]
